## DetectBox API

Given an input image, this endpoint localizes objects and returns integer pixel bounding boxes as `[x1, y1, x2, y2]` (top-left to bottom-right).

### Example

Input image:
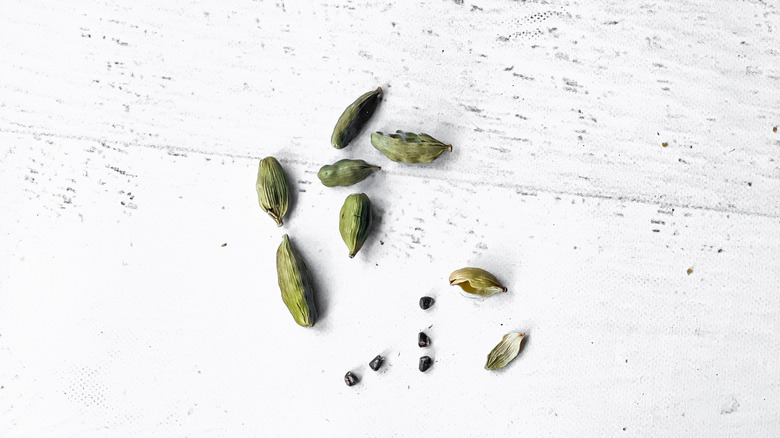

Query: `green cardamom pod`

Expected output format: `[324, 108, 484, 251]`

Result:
[331, 87, 383, 149]
[339, 193, 372, 258]
[276, 234, 318, 327]
[371, 130, 452, 163]
[449, 267, 507, 297]
[255, 156, 289, 227]
[485, 332, 525, 370]
[317, 159, 381, 187]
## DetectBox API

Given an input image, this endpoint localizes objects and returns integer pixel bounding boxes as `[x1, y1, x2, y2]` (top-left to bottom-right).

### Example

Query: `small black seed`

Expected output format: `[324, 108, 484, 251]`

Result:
[419, 356, 433, 372]
[419, 296, 435, 309]
[418, 332, 431, 348]
[369, 355, 384, 371]
[344, 371, 359, 386]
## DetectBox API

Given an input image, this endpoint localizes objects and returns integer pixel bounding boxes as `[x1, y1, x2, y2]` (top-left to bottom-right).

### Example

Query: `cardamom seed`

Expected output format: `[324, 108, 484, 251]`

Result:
[370, 130, 452, 163]
[449, 267, 507, 297]
[419, 296, 435, 310]
[339, 193, 372, 258]
[369, 355, 384, 371]
[255, 156, 290, 227]
[331, 87, 383, 149]
[485, 332, 525, 370]
[276, 234, 318, 327]
[344, 371, 359, 386]
[419, 356, 433, 372]
[317, 159, 381, 187]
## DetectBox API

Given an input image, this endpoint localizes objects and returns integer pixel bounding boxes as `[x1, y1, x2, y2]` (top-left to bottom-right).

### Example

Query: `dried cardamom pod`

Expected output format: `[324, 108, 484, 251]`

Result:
[370, 130, 452, 163]
[255, 156, 289, 227]
[339, 193, 372, 258]
[276, 234, 318, 327]
[317, 159, 381, 187]
[449, 267, 507, 297]
[331, 87, 383, 149]
[485, 332, 525, 370]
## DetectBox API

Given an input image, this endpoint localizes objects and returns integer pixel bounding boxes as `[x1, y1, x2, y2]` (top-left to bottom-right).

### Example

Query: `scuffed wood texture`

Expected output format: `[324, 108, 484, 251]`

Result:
[1, 0, 779, 436]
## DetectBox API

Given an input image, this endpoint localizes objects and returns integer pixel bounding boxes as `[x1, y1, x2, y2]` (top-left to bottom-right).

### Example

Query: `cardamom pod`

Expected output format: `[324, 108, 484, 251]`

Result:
[449, 267, 507, 297]
[339, 193, 372, 258]
[370, 130, 452, 163]
[331, 87, 383, 149]
[255, 156, 289, 227]
[317, 159, 381, 187]
[276, 234, 318, 327]
[485, 332, 525, 370]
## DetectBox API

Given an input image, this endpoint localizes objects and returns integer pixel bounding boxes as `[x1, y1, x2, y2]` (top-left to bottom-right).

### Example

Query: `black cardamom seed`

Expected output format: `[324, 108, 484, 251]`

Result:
[344, 371, 359, 386]
[418, 332, 430, 348]
[369, 355, 384, 371]
[419, 356, 433, 372]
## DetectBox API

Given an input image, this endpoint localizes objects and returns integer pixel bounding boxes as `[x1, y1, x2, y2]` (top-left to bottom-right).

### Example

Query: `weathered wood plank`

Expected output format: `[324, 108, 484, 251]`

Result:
[1, 0, 778, 436]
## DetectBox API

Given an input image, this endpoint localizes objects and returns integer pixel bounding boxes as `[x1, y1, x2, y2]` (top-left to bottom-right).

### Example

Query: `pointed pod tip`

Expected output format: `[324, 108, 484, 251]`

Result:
[446, 144, 453, 152]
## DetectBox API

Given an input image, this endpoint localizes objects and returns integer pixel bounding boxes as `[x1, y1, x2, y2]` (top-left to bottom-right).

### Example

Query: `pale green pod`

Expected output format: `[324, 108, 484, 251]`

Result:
[255, 157, 289, 226]
[371, 130, 452, 163]
[339, 193, 372, 258]
[276, 234, 318, 327]
[331, 87, 383, 149]
[317, 159, 381, 187]
[449, 267, 507, 297]
[485, 332, 525, 370]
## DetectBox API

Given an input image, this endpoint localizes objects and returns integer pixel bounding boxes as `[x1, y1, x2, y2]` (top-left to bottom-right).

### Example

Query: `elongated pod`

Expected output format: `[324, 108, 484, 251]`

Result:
[331, 87, 383, 149]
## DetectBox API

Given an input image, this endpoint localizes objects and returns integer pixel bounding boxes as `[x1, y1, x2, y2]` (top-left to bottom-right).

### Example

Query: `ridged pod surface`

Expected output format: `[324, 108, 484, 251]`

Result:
[339, 193, 372, 258]
[371, 130, 452, 163]
[331, 87, 383, 149]
[276, 234, 318, 327]
[255, 157, 289, 226]
[317, 159, 381, 187]
[485, 333, 525, 370]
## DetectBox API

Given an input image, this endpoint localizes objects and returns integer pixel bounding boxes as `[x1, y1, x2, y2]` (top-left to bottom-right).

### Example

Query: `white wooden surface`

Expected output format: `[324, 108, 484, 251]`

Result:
[1, 0, 779, 436]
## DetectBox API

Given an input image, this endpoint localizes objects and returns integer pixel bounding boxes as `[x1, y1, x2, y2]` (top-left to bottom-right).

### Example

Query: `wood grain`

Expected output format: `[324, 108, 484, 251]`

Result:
[1, 0, 778, 436]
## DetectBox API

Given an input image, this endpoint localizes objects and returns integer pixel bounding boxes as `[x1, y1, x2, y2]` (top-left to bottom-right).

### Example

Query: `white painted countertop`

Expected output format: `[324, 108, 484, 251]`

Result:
[1, 0, 779, 436]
